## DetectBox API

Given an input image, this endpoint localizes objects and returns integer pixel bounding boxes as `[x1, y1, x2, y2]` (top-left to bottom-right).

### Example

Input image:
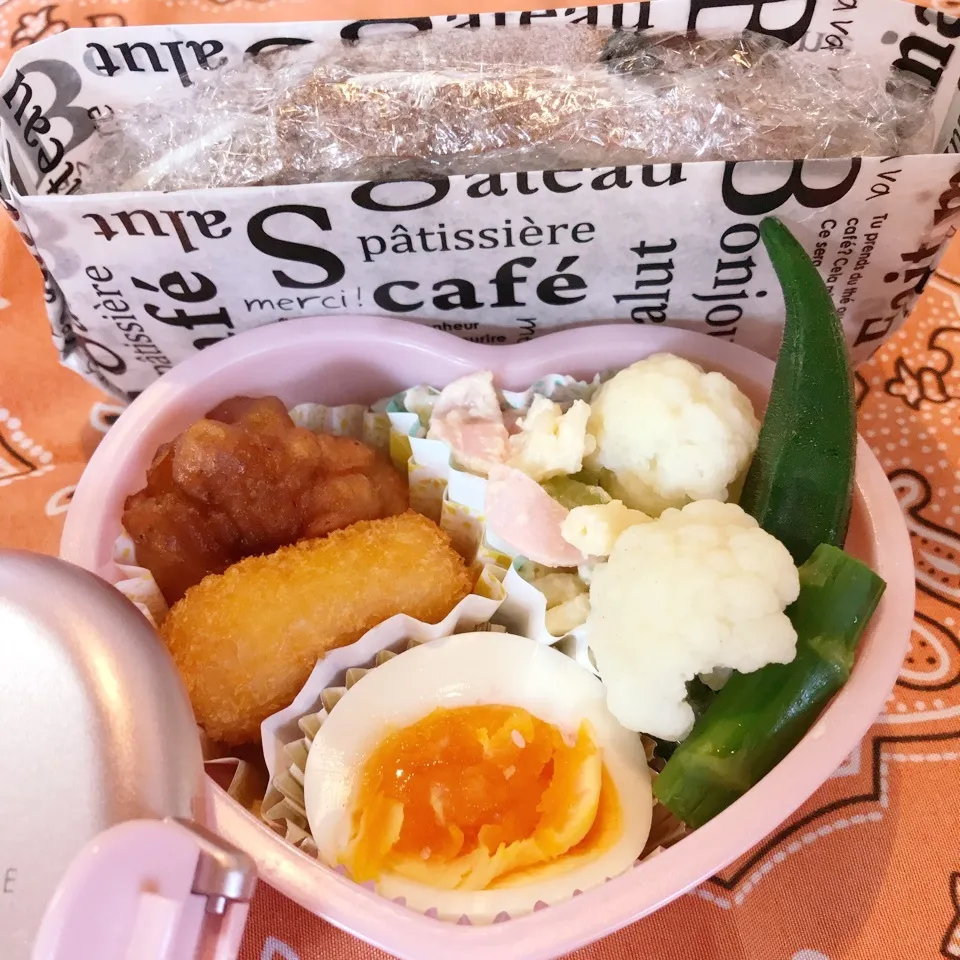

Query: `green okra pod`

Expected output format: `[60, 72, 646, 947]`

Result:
[739, 217, 858, 567]
[654, 544, 885, 828]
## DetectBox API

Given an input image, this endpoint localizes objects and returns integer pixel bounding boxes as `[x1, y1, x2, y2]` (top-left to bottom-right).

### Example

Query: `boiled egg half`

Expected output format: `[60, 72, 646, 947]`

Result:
[302, 632, 652, 922]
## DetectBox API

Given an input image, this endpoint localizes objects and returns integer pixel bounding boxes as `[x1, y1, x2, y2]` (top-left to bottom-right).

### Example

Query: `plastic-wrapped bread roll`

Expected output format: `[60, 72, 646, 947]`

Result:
[322, 22, 614, 74]
[274, 30, 933, 183]
[272, 26, 618, 182]
[80, 27, 936, 195]
[274, 68, 619, 183]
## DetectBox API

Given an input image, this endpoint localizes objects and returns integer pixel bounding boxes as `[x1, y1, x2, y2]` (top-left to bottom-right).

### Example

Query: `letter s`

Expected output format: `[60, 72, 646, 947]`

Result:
[247, 205, 346, 289]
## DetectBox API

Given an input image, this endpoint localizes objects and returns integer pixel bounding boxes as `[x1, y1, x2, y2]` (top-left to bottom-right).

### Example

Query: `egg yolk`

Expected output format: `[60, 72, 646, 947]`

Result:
[341, 705, 622, 891]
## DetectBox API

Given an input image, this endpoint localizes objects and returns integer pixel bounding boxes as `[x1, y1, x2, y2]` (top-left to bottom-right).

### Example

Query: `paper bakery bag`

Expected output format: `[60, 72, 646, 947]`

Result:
[2, 1, 960, 398]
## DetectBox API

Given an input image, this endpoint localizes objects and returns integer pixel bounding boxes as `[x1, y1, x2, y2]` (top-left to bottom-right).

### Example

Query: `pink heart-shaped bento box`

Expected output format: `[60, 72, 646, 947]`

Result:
[60, 317, 914, 960]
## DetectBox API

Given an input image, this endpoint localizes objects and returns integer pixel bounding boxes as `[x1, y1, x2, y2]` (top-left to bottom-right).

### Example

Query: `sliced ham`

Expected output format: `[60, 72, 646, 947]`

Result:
[485, 465, 588, 568]
[427, 371, 509, 476]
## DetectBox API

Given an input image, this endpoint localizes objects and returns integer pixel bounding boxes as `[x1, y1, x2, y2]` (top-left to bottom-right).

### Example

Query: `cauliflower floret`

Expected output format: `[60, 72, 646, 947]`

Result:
[506, 396, 596, 481]
[561, 501, 652, 558]
[586, 500, 800, 741]
[586, 354, 760, 515]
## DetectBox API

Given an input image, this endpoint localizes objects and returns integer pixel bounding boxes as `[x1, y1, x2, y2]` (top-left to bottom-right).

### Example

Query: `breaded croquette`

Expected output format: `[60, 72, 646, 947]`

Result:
[123, 396, 408, 605]
[161, 512, 474, 745]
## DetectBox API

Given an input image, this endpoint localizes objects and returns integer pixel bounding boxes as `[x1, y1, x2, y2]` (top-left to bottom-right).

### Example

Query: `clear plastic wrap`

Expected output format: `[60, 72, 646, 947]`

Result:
[81, 27, 937, 195]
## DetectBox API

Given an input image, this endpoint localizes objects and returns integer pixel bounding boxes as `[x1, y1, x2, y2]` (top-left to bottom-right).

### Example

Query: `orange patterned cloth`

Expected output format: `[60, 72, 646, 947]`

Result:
[0, 2, 959, 959]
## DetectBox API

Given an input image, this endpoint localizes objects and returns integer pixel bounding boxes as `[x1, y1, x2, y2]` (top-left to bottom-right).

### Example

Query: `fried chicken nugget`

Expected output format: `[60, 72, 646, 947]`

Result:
[161, 512, 475, 745]
[123, 396, 408, 604]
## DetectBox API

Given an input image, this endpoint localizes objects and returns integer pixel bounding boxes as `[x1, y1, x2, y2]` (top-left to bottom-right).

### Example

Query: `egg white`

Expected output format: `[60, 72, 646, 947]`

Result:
[302, 631, 652, 923]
